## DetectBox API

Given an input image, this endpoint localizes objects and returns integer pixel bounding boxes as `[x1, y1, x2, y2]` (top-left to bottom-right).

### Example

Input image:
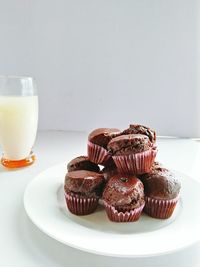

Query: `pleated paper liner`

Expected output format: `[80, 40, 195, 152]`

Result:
[65, 192, 99, 215]
[87, 141, 111, 164]
[112, 148, 157, 175]
[144, 195, 179, 219]
[103, 201, 145, 222]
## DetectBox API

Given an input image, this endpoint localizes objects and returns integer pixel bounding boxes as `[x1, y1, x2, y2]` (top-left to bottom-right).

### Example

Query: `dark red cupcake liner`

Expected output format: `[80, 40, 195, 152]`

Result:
[65, 192, 99, 215]
[87, 141, 111, 164]
[144, 195, 179, 219]
[112, 148, 157, 174]
[103, 201, 145, 222]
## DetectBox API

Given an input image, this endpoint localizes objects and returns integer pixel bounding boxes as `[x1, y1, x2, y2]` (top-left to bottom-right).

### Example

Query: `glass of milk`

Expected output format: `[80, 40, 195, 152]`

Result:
[0, 76, 38, 168]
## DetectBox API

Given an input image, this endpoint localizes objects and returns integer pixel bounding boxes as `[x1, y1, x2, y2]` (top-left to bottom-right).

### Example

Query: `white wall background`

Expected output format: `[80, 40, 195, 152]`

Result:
[0, 0, 200, 137]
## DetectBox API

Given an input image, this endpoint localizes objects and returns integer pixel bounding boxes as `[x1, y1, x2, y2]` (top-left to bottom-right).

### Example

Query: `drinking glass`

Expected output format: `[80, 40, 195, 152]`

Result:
[0, 76, 38, 168]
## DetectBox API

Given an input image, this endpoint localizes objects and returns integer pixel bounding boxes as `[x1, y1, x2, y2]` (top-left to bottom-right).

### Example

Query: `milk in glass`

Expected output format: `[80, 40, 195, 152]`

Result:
[0, 95, 38, 160]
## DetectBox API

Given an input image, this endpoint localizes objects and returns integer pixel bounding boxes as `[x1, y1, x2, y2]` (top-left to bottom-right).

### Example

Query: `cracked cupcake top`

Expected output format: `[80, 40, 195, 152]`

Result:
[88, 128, 121, 148]
[67, 156, 100, 172]
[107, 134, 153, 155]
[122, 124, 156, 143]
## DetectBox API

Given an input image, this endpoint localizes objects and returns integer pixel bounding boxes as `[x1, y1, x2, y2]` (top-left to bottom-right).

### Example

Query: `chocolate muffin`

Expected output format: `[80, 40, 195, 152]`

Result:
[64, 170, 105, 215]
[122, 124, 156, 143]
[87, 128, 121, 164]
[67, 156, 100, 172]
[108, 134, 157, 174]
[141, 163, 181, 219]
[102, 175, 145, 222]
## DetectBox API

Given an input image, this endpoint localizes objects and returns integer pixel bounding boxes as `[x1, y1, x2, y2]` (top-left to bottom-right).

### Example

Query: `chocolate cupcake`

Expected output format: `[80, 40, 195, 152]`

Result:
[108, 134, 157, 174]
[64, 170, 105, 215]
[123, 124, 156, 143]
[102, 175, 145, 222]
[141, 163, 181, 219]
[67, 156, 100, 172]
[88, 128, 120, 164]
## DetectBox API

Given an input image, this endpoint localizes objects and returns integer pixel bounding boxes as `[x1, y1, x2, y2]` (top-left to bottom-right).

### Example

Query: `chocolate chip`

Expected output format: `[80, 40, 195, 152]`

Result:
[120, 177, 129, 182]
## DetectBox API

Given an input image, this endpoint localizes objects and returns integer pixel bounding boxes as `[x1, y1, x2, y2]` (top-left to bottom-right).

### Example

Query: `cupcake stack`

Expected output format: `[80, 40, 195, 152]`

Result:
[64, 124, 181, 222]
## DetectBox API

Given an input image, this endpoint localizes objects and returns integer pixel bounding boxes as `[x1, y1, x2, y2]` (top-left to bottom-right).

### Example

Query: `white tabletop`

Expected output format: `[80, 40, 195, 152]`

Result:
[0, 131, 200, 267]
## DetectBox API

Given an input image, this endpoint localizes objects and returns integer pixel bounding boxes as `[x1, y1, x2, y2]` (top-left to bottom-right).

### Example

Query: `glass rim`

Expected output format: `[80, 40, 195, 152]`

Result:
[0, 75, 35, 80]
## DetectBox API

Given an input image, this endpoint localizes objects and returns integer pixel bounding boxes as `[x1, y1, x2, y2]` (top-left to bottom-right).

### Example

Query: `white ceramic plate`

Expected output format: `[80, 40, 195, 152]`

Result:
[24, 163, 200, 257]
